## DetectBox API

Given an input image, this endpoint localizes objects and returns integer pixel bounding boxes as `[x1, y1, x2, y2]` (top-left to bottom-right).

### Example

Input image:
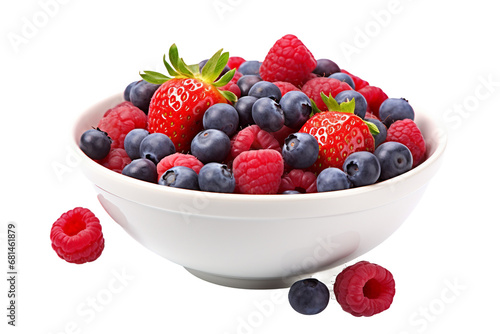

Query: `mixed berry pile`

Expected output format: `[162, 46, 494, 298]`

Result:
[79, 34, 426, 194]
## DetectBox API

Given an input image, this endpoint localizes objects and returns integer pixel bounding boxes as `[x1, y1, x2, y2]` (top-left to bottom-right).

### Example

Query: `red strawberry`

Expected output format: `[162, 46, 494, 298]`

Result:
[301, 77, 353, 112]
[141, 44, 237, 153]
[299, 94, 377, 173]
[259, 34, 317, 87]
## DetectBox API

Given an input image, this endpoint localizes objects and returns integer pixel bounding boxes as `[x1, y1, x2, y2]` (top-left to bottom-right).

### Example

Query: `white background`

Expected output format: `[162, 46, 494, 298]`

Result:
[1, 0, 499, 333]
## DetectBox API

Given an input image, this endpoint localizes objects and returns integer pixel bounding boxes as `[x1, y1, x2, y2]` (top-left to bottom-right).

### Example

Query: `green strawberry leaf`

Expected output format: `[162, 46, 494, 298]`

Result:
[163, 54, 179, 77]
[310, 99, 322, 116]
[168, 44, 180, 73]
[364, 120, 380, 135]
[140, 70, 171, 84]
[320, 92, 342, 112]
[202, 49, 224, 82]
[212, 68, 236, 87]
[219, 89, 238, 104]
[214, 51, 230, 77]
[177, 57, 195, 78]
[339, 98, 356, 114]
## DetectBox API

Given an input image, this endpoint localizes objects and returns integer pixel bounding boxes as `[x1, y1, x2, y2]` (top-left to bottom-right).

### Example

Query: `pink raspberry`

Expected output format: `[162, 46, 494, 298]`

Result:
[270, 125, 296, 147]
[227, 57, 246, 70]
[259, 34, 317, 87]
[272, 81, 300, 96]
[279, 169, 317, 193]
[386, 119, 426, 167]
[333, 261, 396, 317]
[230, 125, 281, 159]
[301, 77, 353, 111]
[156, 153, 204, 181]
[98, 101, 147, 149]
[232, 149, 284, 194]
[98, 148, 131, 173]
[357, 85, 389, 118]
[340, 69, 370, 91]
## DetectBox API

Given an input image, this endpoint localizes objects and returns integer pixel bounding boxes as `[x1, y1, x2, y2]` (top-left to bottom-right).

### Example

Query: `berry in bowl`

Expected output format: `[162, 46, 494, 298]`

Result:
[71, 35, 446, 288]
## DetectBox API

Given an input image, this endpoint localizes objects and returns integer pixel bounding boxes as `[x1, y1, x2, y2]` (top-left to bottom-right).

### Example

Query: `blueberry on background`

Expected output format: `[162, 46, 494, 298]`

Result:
[129, 80, 161, 114]
[234, 96, 258, 127]
[316, 168, 352, 192]
[329, 72, 355, 89]
[124, 81, 139, 101]
[124, 128, 150, 160]
[251, 97, 285, 132]
[122, 158, 157, 183]
[282, 133, 319, 169]
[198, 163, 235, 193]
[365, 118, 387, 148]
[159, 166, 199, 190]
[312, 59, 340, 77]
[140, 133, 175, 164]
[280, 91, 312, 129]
[342, 151, 381, 187]
[335, 90, 368, 119]
[238, 61, 262, 76]
[79, 128, 112, 160]
[288, 278, 330, 315]
[378, 98, 415, 127]
[248, 81, 282, 102]
[237, 75, 262, 96]
[191, 129, 231, 164]
[374, 141, 413, 181]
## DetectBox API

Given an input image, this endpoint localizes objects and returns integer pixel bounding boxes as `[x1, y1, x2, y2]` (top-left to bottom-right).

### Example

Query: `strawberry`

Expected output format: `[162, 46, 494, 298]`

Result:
[299, 94, 378, 173]
[141, 44, 237, 153]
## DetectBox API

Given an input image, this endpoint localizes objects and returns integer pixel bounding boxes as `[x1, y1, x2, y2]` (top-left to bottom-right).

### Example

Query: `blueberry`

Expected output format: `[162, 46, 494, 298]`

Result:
[203, 103, 240, 137]
[238, 60, 261, 76]
[234, 96, 258, 127]
[329, 72, 355, 89]
[79, 128, 111, 160]
[129, 80, 161, 114]
[365, 118, 387, 148]
[124, 128, 149, 160]
[374, 141, 413, 181]
[124, 81, 139, 101]
[122, 158, 157, 183]
[288, 278, 330, 315]
[251, 97, 285, 132]
[139, 133, 175, 164]
[158, 166, 199, 190]
[191, 129, 231, 164]
[335, 90, 368, 119]
[248, 81, 282, 102]
[342, 151, 381, 187]
[198, 163, 235, 193]
[279, 91, 312, 129]
[378, 98, 415, 127]
[237, 75, 262, 96]
[312, 59, 340, 77]
[282, 133, 319, 169]
[316, 168, 351, 192]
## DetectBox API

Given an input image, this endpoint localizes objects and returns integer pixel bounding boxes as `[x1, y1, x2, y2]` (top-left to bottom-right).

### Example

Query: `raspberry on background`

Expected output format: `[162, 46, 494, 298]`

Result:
[230, 125, 281, 159]
[341, 69, 370, 91]
[357, 85, 389, 118]
[50, 207, 105, 264]
[279, 169, 317, 193]
[301, 77, 353, 111]
[227, 57, 246, 70]
[98, 148, 131, 173]
[272, 81, 301, 96]
[386, 119, 426, 167]
[156, 153, 204, 181]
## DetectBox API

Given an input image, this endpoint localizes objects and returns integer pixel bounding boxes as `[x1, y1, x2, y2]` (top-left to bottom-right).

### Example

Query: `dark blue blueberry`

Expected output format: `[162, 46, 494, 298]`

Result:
[312, 59, 340, 77]
[374, 141, 413, 181]
[248, 81, 282, 102]
[79, 128, 111, 160]
[316, 168, 351, 192]
[158, 166, 199, 190]
[288, 278, 330, 315]
[139, 133, 175, 164]
[198, 163, 235, 193]
[203, 103, 240, 137]
[124, 128, 149, 160]
[124, 81, 139, 101]
[191, 129, 231, 164]
[238, 60, 261, 76]
[329, 72, 355, 89]
[234, 96, 258, 127]
[335, 90, 368, 119]
[279, 91, 312, 129]
[282, 133, 319, 169]
[378, 98, 415, 127]
[365, 118, 387, 148]
[129, 80, 161, 114]
[251, 97, 285, 132]
[237, 75, 262, 96]
[342, 151, 381, 187]
[122, 158, 157, 183]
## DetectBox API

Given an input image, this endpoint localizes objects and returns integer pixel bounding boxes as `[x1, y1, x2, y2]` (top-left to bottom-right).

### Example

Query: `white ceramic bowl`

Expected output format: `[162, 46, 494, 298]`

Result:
[71, 94, 446, 289]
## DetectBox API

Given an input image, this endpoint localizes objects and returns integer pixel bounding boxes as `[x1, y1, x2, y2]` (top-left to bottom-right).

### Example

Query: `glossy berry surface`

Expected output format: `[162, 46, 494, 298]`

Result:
[378, 98, 414, 127]
[374, 141, 413, 181]
[316, 167, 351, 192]
[248, 81, 282, 102]
[124, 128, 149, 160]
[288, 278, 330, 315]
[312, 58, 340, 77]
[203, 103, 240, 137]
[251, 97, 285, 132]
[122, 158, 158, 183]
[139, 133, 175, 164]
[238, 61, 261, 76]
[190, 129, 231, 164]
[129, 80, 161, 114]
[198, 163, 235, 193]
[282, 133, 319, 169]
[79, 128, 112, 160]
[343, 151, 381, 187]
[159, 166, 199, 190]
[279, 91, 312, 129]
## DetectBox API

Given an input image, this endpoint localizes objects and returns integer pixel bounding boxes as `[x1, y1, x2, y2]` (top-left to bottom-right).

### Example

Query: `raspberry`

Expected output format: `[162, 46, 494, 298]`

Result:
[98, 148, 131, 173]
[270, 125, 296, 147]
[98, 101, 148, 149]
[233, 149, 284, 194]
[156, 153, 204, 181]
[301, 77, 353, 111]
[279, 169, 317, 193]
[357, 85, 389, 118]
[340, 69, 370, 91]
[230, 125, 281, 159]
[259, 34, 317, 87]
[50, 207, 105, 264]
[386, 119, 426, 167]
[333, 261, 395, 317]
[227, 57, 246, 70]
[272, 81, 300, 96]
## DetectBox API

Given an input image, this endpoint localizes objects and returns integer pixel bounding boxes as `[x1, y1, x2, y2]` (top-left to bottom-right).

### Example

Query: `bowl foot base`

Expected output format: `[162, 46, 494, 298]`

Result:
[184, 267, 307, 289]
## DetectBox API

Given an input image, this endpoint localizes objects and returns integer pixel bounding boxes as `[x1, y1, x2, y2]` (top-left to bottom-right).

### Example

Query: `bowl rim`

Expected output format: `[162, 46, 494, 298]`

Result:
[71, 93, 447, 218]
